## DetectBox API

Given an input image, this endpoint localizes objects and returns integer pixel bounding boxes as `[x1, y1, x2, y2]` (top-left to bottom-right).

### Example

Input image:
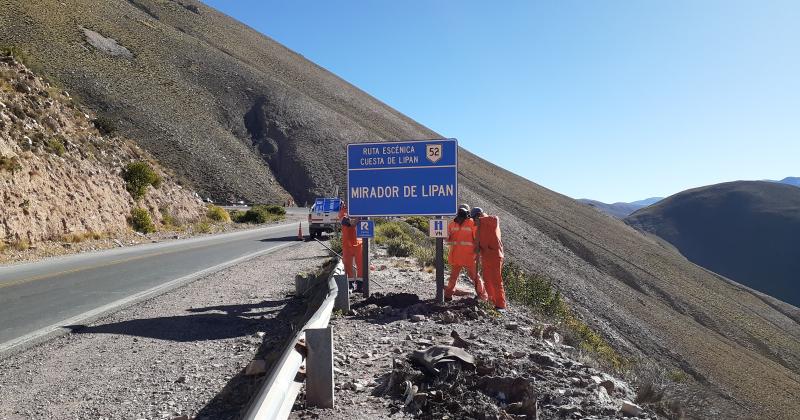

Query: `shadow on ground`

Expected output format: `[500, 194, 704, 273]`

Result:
[258, 236, 306, 242]
[65, 296, 309, 419]
[65, 299, 294, 342]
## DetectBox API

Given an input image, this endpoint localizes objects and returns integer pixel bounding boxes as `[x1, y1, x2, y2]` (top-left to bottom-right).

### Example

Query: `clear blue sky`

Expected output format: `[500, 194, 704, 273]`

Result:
[202, 1, 799, 203]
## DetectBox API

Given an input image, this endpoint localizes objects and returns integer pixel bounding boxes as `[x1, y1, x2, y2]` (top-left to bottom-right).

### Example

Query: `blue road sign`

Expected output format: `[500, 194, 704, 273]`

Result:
[313, 198, 341, 213]
[347, 139, 458, 217]
[356, 220, 374, 238]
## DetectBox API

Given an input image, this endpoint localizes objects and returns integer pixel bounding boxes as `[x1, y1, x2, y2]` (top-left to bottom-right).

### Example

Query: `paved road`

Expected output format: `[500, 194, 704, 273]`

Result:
[0, 220, 311, 354]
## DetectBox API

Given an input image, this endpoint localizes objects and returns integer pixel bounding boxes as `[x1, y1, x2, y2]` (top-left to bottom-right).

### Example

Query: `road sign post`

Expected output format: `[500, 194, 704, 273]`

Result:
[435, 217, 445, 303]
[362, 233, 370, 296]
[347, 139, 458, 299]
[429, 218, 447, 303]
[356, 219, 373, 296]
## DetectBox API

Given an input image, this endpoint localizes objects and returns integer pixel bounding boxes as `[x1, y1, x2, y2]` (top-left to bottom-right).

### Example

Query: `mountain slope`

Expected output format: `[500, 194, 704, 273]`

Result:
[778, 176, 800, 187]
[577, 198, 660, 218]
[2, 1, 800, 418]
[626, 181, 800, 307]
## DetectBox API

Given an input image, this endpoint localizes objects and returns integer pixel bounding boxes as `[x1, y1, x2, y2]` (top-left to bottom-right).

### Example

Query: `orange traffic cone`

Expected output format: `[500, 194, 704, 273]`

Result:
[298, 222, 303, 241]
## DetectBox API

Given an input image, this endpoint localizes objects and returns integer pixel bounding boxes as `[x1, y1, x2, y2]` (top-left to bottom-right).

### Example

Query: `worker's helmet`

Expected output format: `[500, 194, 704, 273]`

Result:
[458, 203, 470, 211]
[470, 207, 484, 218]
[341, 216, 352, 226]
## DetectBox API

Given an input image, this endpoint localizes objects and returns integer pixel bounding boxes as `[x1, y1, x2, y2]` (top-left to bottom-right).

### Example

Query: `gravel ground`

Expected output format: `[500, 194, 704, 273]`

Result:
[291, 247, 662, 420]
[0, 241, 330, 420]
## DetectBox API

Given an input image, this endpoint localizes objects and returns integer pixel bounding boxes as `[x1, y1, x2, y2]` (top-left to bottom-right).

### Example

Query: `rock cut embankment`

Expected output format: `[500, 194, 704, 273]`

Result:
[0, 55, 203, 247]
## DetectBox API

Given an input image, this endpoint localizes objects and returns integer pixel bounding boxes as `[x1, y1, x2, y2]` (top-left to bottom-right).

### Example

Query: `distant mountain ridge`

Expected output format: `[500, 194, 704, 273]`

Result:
[577, 197, 663, 218]
[777, 176, 800, 187]
[582, 176, 799, 219]
[626, 181, 800, 307]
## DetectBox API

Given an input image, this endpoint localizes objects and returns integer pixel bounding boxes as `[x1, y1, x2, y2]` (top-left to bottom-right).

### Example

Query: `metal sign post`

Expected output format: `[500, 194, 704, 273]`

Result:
[356, 219, 374, 296]
[362, 234, 370, 296]
[429, 218, 447, 303]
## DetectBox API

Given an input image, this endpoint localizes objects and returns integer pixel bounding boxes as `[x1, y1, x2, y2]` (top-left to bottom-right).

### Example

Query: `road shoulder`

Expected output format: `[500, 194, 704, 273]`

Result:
[0, 242, 329, 420]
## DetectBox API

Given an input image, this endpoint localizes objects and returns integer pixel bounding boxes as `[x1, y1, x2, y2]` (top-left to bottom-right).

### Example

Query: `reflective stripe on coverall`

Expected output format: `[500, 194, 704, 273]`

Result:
[478, 215, 506, 309]
[341, 219, 363, 279]
[445, 218, 487, 300]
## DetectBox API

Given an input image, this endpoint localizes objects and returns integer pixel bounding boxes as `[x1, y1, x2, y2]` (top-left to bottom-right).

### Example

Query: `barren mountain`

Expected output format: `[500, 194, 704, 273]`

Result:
[2, 1, 799, 418]
[626, 181, 800, 307]
[577, 198, 662, 219]
[778, 176, 800, 187]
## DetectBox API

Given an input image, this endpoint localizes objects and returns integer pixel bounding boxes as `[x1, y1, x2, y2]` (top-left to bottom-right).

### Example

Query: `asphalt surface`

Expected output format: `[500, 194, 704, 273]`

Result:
[0, 217, 310, 354]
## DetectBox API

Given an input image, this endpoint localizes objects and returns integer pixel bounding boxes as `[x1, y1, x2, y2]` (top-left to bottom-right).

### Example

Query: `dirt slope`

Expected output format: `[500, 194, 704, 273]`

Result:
[626, 181, 800, 307]
[2, 1, 799, 418]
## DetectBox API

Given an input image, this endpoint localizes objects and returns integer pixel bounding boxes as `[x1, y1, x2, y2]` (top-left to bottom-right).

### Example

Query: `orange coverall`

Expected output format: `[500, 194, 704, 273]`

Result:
[445, 218, 487, 300]
[341, 219, 363, 279]
[477, 215, 507, 309]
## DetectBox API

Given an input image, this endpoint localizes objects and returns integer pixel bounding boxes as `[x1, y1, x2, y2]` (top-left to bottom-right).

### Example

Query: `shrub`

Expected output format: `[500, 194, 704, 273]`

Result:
[329, 232, 343, 255]
[130, 207, 155, 233]
[0, 155, 22, 173]
[259, 204, 286, 216]
[405, 216, 429, 233]
[667, 369, 689, 383]
[501, 260, 626, 370]
[61, 232, 87, 243]
[376, 223, 406, 240]
[239, 205, 285, 224]
[412, 244, 435, 267]
[207, 205, 231, 223]
[228, 210, 245, 223]
[386, 238, 414, 257]
[0, 46, 28, 63]
[93, 116, 117, 135]
[502, 261, 565, 317]
[46, 138, 66, 156]
[123, 161, 162, 199]
[160, 206, 178, 227]
[195, 220, 212, 233]
[10, 238, 30, 251]
[242, 207, 270, 224]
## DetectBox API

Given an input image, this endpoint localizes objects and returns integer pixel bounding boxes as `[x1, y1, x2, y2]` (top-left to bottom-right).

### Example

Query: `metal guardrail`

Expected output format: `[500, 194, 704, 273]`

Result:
[242, 259, 343, 420]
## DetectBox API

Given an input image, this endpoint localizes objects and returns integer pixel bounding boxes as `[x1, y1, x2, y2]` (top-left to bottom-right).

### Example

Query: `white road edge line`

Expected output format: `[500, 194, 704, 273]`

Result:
[0, 241, 300, 356]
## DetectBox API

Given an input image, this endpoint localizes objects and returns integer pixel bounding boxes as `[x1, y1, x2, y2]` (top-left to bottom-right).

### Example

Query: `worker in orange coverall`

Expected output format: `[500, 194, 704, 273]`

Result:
[340, 215, 364, 290]
[445, 206, 488, 301]
[471, 207, 507, 310]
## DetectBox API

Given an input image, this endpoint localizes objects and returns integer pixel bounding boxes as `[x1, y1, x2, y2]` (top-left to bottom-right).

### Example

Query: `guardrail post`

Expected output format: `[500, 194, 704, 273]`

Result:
[334, 274, 350, 312]
[305, 326, 334, 408]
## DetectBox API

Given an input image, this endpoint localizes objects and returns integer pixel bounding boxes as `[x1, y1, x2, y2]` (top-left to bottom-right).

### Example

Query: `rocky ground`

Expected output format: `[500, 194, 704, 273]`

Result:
[291, 248, 660, 420]
[0, 241, 331, 420]
[0, 54, 204, 253]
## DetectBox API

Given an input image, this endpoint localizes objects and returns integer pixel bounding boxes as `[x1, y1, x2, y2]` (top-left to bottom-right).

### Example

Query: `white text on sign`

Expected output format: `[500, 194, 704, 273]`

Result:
[350, 184, 454, 199]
